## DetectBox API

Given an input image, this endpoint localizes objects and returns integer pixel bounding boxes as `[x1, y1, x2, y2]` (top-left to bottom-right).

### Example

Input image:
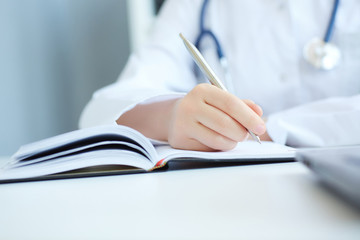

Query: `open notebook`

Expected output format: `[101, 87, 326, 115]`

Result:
[0, 125, 296, 183]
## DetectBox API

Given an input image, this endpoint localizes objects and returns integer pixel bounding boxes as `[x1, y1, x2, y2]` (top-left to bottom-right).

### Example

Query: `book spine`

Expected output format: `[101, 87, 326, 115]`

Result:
[149, 159, 166, 171]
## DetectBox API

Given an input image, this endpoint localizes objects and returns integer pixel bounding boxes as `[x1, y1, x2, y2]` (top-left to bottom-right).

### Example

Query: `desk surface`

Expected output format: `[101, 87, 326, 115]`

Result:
[0, 157, 359, 240]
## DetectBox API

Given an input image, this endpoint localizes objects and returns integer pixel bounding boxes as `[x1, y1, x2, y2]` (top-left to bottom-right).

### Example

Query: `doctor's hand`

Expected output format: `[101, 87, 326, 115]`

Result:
[117, 83, 267, 151]
[167, 84, 266, 151]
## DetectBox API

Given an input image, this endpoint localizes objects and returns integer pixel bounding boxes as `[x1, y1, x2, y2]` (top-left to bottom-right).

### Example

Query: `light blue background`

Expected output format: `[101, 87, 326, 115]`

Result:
[0, 0, 131, 155]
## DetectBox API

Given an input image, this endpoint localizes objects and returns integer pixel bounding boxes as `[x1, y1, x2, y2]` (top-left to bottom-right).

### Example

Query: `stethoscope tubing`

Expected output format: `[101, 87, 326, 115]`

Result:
[195, 0, 224, 60]
[195, 0, 340, 74]
[324, 0, 340, 42]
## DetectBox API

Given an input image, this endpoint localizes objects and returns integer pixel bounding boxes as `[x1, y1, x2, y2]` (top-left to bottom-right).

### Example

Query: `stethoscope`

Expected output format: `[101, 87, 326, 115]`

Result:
[303, 0, 341, 70]
[195, 0, 341, 83]
[195, 0, 234, 91]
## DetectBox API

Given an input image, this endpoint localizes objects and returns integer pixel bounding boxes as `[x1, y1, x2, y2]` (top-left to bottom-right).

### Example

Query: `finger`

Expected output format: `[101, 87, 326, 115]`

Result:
[201, 85, 266, 135]
[195, 101, 249, 142]
[242, 99, 263, 117]
[188, 121, 238, 151]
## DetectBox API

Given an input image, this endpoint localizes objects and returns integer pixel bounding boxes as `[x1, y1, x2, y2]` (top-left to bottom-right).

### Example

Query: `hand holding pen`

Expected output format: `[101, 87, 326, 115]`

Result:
[167, 83, 266, 151]
[117, 33, 266, 151]
[179, 33, 263, 144]
[165, 33, 266, 151]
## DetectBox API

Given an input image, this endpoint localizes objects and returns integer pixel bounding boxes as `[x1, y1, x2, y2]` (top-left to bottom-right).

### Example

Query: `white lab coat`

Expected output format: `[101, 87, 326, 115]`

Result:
[80, 0, 360, 147]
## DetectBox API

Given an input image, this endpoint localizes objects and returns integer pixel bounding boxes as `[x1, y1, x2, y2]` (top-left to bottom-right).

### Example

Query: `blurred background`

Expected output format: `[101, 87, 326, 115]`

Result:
[0, 0, 165, 156]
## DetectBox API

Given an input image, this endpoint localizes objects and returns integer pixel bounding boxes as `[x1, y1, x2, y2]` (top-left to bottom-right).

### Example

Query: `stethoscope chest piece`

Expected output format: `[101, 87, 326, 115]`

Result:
[303, 38, 341, 70]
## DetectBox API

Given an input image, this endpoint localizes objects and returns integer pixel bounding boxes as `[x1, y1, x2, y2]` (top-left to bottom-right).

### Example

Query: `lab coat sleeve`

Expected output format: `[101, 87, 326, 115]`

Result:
[266, 94, 360, 147]
[79, 0, 203, 129]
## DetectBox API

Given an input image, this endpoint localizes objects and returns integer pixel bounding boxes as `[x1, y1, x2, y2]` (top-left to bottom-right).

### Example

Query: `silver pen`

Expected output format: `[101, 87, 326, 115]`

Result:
[179, 33, 261, 144]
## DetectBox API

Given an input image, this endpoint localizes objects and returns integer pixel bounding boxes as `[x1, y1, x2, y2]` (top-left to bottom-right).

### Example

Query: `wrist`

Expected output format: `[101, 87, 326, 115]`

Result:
[116, 98, 180, 142]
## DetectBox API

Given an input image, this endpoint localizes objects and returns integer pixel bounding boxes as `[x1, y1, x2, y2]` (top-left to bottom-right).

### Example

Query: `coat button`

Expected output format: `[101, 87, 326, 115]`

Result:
[280, 73, 288, 82]
[278, 0, 287, 11]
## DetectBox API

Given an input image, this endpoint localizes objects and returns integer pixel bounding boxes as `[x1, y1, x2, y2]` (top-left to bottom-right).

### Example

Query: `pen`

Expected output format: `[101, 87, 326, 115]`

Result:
[179, 33, 261, 144]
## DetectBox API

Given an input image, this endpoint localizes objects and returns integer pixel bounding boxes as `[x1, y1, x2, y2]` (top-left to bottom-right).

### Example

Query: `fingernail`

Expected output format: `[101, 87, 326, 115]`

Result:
[254, 124, 266, 135]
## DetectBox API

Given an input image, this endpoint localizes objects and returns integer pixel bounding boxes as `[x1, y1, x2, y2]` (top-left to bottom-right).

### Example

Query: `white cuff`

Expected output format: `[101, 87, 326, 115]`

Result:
[266, 116, 288, 145]
[115, 93, 186, 122]
[115, 93, 186, 146]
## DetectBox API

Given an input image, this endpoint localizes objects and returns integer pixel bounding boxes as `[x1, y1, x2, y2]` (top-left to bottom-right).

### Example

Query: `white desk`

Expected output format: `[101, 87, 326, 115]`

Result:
[0, 157, 359, 240]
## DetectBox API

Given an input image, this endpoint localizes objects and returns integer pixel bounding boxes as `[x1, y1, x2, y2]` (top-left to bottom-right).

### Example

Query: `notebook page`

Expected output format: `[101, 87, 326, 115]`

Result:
[12, 125, 159, 164]
[156, 141, 295, 163]
[0, 150, 153, 181]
